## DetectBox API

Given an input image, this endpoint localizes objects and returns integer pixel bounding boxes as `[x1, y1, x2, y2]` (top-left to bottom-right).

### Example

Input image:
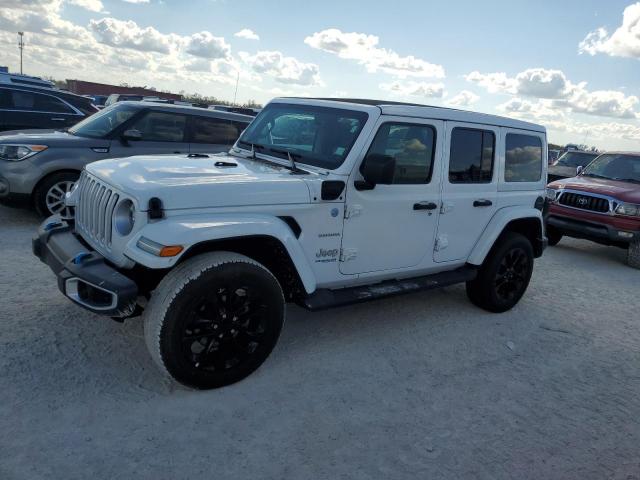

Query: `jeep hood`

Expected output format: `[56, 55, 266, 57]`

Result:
[551, 175, 640, 203]
[86, 152, 312, 210]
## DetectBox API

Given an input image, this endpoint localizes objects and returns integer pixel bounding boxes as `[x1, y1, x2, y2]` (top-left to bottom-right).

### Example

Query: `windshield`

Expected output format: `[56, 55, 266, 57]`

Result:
[582, 154, 640, 183]
[555, 151, 598, 167]
[237, 103, 369, 170]
[69, 104, 138, 138]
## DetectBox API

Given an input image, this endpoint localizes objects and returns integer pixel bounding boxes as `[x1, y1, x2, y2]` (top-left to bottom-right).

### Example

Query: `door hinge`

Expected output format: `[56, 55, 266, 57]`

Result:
[440, 202, 454, 214]
[434, 235, 449, 252]
[344, 204, 363, 219]
[339, 248, 357, 262]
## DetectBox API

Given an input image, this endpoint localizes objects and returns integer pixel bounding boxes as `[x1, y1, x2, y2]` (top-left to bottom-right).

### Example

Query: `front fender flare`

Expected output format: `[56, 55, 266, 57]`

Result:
[467, 207, 544, 265]
[124, 213, 317, 293]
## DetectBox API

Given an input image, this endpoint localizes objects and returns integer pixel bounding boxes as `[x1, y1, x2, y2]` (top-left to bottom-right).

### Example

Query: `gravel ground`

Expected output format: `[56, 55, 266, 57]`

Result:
[1, 204, 639, 480]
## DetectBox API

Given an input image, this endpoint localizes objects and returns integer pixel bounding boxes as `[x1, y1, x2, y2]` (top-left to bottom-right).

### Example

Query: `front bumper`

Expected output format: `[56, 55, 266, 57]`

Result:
[33, 216, 138, 317]
[547, 214, 640, 246]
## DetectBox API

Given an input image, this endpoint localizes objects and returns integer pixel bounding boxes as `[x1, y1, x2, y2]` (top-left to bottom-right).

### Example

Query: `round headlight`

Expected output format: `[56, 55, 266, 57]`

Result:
[114, 199, 135, 236]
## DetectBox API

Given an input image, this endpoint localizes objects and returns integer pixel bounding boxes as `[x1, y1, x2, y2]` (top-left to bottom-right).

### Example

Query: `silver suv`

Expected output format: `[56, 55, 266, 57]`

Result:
[0, 102, 253, 218]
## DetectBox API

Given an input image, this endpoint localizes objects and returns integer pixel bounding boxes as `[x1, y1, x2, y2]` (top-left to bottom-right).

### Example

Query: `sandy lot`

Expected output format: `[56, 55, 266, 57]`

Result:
[1, 204, 639, 480]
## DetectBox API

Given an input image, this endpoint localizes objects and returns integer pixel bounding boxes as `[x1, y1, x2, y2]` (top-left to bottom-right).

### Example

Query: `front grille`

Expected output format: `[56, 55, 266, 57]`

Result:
[558, 192, 610, 214]
[75, 171, 120, 249]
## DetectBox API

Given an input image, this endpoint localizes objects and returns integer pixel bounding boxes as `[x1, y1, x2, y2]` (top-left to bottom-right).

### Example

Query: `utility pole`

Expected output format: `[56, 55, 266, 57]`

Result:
[233, 70, 239, 105]
[17, 32, 24, 74]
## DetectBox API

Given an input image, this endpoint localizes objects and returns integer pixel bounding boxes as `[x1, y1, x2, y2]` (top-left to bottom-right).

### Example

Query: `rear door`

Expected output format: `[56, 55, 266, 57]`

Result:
[109, 110, 190, 157]
[434, 122, 499, 263]
[0, 87, 83, 130]
[187, 116, 247, 154]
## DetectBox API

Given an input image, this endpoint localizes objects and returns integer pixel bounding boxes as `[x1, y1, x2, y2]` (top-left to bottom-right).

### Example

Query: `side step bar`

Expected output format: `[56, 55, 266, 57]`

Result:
[300, 266, 477, 311]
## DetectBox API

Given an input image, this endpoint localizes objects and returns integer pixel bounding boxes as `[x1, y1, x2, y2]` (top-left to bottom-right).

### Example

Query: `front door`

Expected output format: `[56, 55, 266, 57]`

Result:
[340, 117, 444, 275]
[434, 122, 499, 263]
[109, 110, 190, 157]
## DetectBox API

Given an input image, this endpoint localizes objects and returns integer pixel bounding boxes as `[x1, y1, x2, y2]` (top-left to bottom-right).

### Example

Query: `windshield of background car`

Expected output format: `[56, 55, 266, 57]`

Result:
[582, 154, 640, 183]
[237, 103, 369, 169]
[555, 151, 598, 167]
[69, 104, 138, 138]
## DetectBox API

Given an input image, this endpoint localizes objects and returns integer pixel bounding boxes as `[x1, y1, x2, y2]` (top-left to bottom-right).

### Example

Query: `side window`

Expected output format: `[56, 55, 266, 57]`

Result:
[11, 90, 36, 110]
[34, 94, 75, 114]
[0, 89, 10, 109]
[449, 128, 495, 183]
[190, 117, 241, 145]
[129, 111, 187, 142]
[505, 133, 543, 182]
[364, 122, 436, 184]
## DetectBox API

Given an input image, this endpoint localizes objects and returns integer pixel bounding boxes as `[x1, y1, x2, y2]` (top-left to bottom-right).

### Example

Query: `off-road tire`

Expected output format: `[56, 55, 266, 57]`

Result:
[546, 225, 563, 246]
[628, 240, 640, 269]
[143, 251, 285, 389]
[466, 232, 534, 313]
[34, 171, 79, 219]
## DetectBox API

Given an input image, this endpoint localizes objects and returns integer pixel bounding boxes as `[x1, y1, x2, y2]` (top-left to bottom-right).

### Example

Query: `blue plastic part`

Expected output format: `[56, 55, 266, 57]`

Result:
[44, 221, 62, 231]
[72, 252, 91, 265]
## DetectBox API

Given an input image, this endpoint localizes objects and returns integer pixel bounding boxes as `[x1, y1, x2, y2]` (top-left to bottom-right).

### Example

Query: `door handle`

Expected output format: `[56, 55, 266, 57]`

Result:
[473, 199, 493, 207]
[51, 118, 66, 121]
[413, 201, 438, 211]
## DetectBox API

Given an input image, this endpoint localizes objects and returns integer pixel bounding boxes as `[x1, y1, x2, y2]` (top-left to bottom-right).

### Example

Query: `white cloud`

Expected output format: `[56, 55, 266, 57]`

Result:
[186, 31, 231, 59]
[379, 81, 444, 98]
[304, 28, 444, 78]
[579, 2, 640, 58]
[240, 50, 322, 86]
[467, 67, 639, 119]
[498, 98, 562, 120]
[67, 0, 106, 12]
[464, 71, 516, 94]
[234, 28, 259, 41]
[89, 18, 179, 54]
[122, 0, 150, 3]
[447, 90, 480, 107]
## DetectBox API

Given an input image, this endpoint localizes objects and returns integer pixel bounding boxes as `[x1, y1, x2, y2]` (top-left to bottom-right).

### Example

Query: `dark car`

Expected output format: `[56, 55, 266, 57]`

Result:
[0, 73, 98, 132]
[86, 95, 109, 109]
[546, 152, 640, 268]
[104, 94, 146, 107]
[548, 150, 599, 182]
[0, 102, 253, 218]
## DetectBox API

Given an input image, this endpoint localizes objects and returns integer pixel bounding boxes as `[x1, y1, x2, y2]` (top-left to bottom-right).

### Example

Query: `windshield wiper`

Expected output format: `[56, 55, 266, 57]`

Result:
[614, 178, 640, 184]
[583, 173, 609, 179]
[267, 148, 308, 174]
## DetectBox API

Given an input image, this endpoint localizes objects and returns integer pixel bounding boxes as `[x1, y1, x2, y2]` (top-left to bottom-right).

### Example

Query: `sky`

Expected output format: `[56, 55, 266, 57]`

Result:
[1, 0, 639, 150]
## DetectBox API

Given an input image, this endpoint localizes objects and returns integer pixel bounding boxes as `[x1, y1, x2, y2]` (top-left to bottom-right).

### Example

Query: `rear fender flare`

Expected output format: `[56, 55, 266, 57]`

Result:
[467, 207, 543, 265]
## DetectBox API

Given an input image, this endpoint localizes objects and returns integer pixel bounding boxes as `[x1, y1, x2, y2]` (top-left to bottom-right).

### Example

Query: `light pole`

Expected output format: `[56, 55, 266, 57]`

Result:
[233, 70, 240, 106]
[17, 32, 24, 74]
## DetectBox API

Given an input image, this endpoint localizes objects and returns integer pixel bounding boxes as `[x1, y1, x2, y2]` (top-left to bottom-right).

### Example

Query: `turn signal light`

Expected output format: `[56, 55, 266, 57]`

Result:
[159, 245, 184, 257]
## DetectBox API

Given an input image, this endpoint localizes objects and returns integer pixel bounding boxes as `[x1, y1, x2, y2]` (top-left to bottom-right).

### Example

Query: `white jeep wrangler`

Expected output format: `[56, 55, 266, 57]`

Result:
[34, 98, 548, 389]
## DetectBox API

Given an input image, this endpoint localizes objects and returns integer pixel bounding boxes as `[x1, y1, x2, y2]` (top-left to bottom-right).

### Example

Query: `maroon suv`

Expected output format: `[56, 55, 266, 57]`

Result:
[546, 152, 640, 268]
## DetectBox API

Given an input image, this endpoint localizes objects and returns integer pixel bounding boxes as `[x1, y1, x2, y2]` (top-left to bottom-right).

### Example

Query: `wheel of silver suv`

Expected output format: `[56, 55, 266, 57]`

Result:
[34, 171, 79, 219]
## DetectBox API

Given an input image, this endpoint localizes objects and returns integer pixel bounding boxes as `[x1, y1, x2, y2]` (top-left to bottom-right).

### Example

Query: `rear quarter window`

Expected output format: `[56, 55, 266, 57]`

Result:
[505, 134, 543, 182]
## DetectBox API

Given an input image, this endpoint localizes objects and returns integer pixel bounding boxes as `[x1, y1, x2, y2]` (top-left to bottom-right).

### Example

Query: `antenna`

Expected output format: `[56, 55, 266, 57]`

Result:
[17, 32, 24, 74]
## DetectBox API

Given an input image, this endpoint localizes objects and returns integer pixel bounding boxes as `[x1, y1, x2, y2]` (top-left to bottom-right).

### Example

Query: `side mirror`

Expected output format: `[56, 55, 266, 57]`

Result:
[576, 165, 584, 176]
[121, 129, 142, 142]
[359, 153, 395, 188]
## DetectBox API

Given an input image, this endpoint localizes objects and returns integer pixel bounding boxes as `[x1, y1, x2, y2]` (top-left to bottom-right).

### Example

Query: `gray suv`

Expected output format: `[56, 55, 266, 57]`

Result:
[0, 102, 253, 218]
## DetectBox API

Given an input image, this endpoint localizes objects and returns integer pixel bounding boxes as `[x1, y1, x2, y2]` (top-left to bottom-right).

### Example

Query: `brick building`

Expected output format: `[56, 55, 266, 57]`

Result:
[66, 79, 182, 101]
